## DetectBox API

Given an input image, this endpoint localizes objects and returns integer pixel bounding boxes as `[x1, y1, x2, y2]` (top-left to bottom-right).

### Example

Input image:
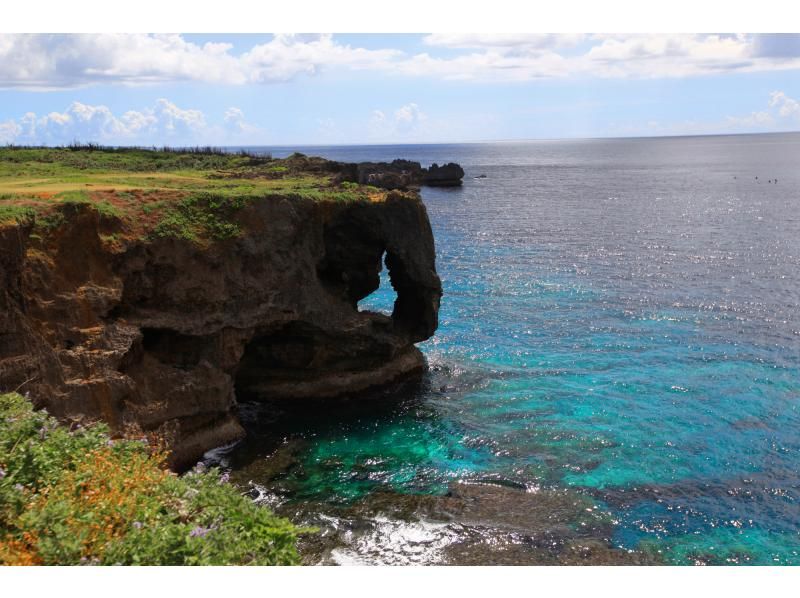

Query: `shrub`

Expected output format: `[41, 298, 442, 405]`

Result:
[0, 393, 303, 565]
[0, 205, 35, 224]
[151, 192, 255, 242]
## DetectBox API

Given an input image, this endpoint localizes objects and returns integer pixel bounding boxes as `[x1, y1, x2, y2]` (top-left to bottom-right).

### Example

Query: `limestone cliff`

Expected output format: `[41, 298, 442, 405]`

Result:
[0, 192, 442, 468]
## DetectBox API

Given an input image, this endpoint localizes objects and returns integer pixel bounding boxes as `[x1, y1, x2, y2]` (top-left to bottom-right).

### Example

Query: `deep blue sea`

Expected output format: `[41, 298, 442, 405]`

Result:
[227, 134, 800, 565]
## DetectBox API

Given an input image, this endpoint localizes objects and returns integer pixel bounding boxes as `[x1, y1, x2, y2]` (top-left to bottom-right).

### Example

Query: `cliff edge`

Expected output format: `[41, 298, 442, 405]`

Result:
[0, 147, 451, 468]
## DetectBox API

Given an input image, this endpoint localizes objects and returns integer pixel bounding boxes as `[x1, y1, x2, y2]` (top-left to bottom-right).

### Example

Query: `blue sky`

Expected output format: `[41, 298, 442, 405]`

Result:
[1, 33, 799, 145]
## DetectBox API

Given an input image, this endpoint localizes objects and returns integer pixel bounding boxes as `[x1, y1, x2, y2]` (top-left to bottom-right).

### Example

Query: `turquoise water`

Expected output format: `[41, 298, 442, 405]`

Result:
[230, 135, 800, 564]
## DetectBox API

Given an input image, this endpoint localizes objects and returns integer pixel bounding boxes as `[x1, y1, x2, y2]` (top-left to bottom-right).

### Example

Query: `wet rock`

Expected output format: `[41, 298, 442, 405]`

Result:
[275, 481, 662, 565]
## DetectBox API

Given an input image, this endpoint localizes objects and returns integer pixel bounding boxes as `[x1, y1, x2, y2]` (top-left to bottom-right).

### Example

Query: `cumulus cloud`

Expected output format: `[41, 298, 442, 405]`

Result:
[9, 103, 133, 145]
[611, 90, 800, 137]
[768, 90, 800, 118]
[368, 103, 426, 139]
[0, 120, 21, 144]
[723, 91, 800, 131]
[150, 99, 206, 137]
[0, 99, 261, 145]
[393, 103, 425, 132]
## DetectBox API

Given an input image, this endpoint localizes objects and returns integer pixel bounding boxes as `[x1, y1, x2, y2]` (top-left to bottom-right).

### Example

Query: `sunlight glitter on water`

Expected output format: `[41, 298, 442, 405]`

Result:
[232, 134, 800, 565]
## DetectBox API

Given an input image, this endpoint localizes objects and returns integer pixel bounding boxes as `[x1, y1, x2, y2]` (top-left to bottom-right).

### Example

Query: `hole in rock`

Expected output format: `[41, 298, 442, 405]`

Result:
[358, 252, 396, 316]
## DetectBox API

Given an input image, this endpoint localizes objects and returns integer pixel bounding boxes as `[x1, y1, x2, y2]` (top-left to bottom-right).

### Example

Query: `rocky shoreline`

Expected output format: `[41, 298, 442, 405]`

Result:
[0, 151, 459, 468]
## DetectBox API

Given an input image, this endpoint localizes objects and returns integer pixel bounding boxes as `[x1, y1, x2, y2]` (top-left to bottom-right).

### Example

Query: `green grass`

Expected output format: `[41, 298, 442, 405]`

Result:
[54, 190, 122, 219]
[0, 146, 259, 175]
[150, 192, 257, 242]
[0, 147, 401, 242]
[0, 204, 35, 224]
[0, 392, 304, 565]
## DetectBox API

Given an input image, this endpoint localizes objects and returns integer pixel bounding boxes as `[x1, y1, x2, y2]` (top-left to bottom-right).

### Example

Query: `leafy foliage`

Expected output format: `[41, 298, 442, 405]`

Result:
[0, 205, 35, 224]
[0, 393, 303, 565]
[150, 192, 255, 242]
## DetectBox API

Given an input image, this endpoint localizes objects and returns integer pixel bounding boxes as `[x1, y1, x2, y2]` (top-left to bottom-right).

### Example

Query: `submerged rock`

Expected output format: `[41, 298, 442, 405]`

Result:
[275, 481, 662, 565]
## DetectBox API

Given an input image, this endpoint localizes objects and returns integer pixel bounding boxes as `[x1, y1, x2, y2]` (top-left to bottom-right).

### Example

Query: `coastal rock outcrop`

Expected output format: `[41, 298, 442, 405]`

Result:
[421, 163, 466, 187]
[330, 158, 465, 190]
[0, 191, 442, 468]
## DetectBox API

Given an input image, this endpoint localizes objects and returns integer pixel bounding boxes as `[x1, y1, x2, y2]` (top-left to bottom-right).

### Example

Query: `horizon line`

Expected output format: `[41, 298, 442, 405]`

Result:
[229, 129, 800, 148]
[6, 129, 799, 151]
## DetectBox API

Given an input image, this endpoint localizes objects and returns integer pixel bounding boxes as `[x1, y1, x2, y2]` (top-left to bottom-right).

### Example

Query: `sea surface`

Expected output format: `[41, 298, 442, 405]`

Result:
[221, 134, 800, 565]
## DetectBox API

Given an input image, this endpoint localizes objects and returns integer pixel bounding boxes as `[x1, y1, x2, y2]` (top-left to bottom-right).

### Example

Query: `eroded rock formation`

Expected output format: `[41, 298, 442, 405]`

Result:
[0, 193, 442, 468]
[329, 158, 465, 190]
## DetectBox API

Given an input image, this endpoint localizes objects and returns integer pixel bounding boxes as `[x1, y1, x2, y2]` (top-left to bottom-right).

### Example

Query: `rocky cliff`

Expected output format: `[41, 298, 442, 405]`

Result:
[0, 189, 442, 468]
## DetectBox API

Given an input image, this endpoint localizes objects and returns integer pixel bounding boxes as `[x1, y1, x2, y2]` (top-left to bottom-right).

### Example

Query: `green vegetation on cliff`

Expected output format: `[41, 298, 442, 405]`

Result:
[0, 393, 303, 565]
[0, 145, 398, 242]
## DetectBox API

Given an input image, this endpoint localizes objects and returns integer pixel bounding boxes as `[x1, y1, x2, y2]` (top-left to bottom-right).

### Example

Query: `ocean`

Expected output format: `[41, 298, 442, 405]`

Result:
[223, 134, 800, 565]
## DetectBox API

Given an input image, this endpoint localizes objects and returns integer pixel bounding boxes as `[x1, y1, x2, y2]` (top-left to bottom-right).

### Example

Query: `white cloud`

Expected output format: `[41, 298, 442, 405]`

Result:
[0, 34, 243, 88]
[150, 99, 206, 137]
[12, 102, 131, 145]
[413, 33, 800, 82]
[241, 34, 400, 83]
[405, 34, 800, 81]
[397, 49, 570, 81]
[423, 33, 586, 50]
[724, 110, 775, 129]
[368, 103, 426, 140]
[1, 99, 232, 145]
[223, 107, 249, 135]
[393, 103, 425, 131]
[0, 120, 21, 144]
[0, 33, 399, 90]
[610, 90, 800, 137]
[723, 90, 800, 131]
[768, 91, 800, 119]
[2, 34, 800, 89]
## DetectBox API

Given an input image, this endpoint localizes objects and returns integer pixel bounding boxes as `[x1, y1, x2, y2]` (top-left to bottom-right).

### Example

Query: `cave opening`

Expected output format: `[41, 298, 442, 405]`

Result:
[140, 327, 209, 370]
[357, 251, 397, 316]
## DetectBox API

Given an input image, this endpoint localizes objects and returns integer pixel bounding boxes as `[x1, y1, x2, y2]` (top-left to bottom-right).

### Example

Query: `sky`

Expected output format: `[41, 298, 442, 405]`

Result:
[1, 33, 800, 146]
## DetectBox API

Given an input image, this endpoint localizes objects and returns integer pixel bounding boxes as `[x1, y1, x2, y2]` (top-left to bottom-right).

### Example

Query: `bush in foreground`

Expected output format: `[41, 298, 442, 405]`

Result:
[0, 393, 302, 565]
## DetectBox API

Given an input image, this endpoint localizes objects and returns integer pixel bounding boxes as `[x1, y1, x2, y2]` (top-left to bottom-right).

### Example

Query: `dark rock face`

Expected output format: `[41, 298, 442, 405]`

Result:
[0, 193, 442, 468]
[422, 162, 466, 187]
[332, 159, 464, 190]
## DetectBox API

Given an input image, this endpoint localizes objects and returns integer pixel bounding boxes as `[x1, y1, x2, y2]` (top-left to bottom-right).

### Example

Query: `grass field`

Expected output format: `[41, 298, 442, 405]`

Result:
[0, 146, 391, 242]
